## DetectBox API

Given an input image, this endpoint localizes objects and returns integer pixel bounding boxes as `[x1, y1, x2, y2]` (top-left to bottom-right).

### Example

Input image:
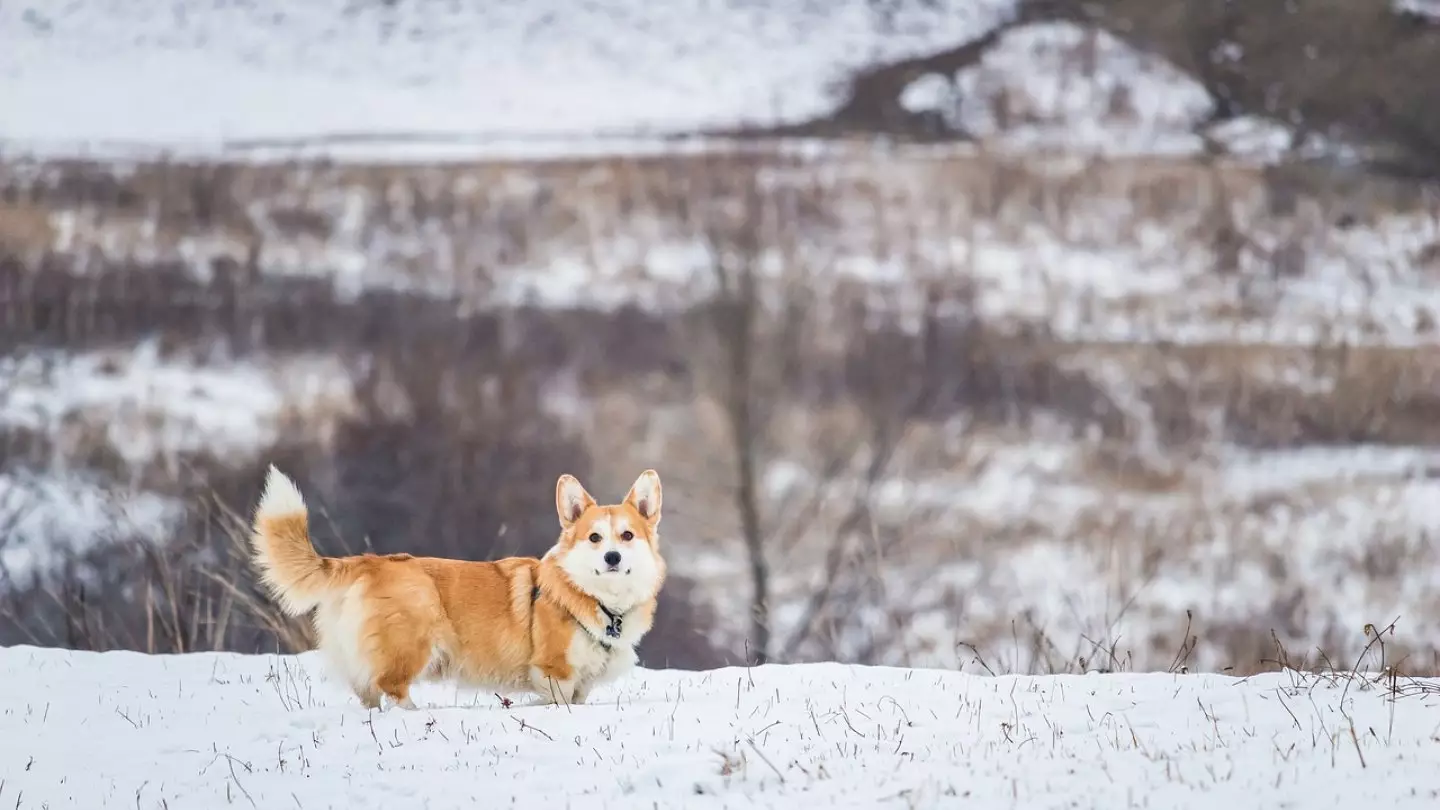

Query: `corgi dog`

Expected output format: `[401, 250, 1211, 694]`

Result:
[247, 465, 666, 709]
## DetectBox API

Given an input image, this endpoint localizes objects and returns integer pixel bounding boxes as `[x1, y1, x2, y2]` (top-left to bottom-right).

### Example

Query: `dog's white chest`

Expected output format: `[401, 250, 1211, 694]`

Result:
[568, 629, 631, 680]
[568, 633, 609, 676]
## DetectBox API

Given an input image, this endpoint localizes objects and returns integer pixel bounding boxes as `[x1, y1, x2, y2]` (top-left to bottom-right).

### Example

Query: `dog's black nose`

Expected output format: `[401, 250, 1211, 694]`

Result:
[603, 550, 622, 567]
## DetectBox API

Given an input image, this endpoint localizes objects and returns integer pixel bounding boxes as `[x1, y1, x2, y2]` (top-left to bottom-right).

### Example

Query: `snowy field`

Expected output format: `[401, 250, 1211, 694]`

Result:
[0, 0, 1014, 156]
[0, 0, 1318, 163]
[0, 647, 1437, 809]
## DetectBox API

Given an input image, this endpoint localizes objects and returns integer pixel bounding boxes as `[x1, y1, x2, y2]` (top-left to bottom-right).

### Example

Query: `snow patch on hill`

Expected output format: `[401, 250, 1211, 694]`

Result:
[908, 22, 1213, 156]
[0, 474, 178, 581]
[0, 341, 355, 470]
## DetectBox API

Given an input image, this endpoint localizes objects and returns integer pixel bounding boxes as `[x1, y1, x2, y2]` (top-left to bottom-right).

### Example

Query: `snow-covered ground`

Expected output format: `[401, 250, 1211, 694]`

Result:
[0, 1, 1328, 164]
[905, 22, 1213, 157]
[0, 341, 355, 471]
[0, 343, 354, 581]
[0, 472, 178, 581]
[898, 22, 1348, 162]
[0, 0, 1015, 156]
[0, 647, 1436, 808]
[690, 429, 1440, 673]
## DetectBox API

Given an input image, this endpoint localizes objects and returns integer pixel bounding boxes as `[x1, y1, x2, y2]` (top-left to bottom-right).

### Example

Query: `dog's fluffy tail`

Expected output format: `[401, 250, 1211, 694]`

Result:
[250, 465, 345, 615]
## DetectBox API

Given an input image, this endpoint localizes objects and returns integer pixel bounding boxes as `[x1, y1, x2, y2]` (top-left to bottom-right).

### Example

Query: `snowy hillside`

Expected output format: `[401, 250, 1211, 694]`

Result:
[0, 647, 1437, 808]
[4, 147, 1440, 672]
[0, 0, 1014, 153]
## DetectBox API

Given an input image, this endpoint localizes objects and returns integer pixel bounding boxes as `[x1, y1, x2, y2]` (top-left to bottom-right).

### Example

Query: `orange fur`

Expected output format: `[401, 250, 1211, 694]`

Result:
[248, 465, 666, 710]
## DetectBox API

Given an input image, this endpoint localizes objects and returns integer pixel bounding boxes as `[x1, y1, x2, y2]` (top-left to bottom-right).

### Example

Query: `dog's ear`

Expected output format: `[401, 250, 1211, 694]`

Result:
[556, 474, 596, 530]
[623, 469, 662, 527]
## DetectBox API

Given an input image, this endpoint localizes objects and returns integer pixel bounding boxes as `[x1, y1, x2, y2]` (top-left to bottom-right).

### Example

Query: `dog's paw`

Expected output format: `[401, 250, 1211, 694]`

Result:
[378, 694, 418, 711]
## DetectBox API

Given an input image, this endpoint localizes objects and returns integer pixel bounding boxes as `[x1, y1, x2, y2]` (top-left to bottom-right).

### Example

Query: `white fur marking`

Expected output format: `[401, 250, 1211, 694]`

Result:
[593, 516, 613, 544]
[560, 613, 641, 705]
[557, 525, 662, 614]
[314, 583, 375, 703]
[257, 465, 307, 518]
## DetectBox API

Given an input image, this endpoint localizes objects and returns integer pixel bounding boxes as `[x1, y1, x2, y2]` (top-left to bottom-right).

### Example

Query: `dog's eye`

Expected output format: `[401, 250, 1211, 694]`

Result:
[621, 531, 634, 541]
[588, 532, 602, 543]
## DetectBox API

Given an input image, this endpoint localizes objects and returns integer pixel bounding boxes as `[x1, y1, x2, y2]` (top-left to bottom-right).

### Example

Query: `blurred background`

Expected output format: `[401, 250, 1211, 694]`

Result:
[1, 0, 1439, 676]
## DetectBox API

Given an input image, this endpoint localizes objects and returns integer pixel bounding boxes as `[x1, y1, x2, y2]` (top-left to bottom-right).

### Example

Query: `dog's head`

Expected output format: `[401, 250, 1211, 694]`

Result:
[549, 470, 666, 610]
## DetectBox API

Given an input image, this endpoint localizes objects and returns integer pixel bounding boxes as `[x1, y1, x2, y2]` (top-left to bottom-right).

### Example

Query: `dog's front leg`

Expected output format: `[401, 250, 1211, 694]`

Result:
[529, 666, 579, 706]
[570, 680, 594, 705]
